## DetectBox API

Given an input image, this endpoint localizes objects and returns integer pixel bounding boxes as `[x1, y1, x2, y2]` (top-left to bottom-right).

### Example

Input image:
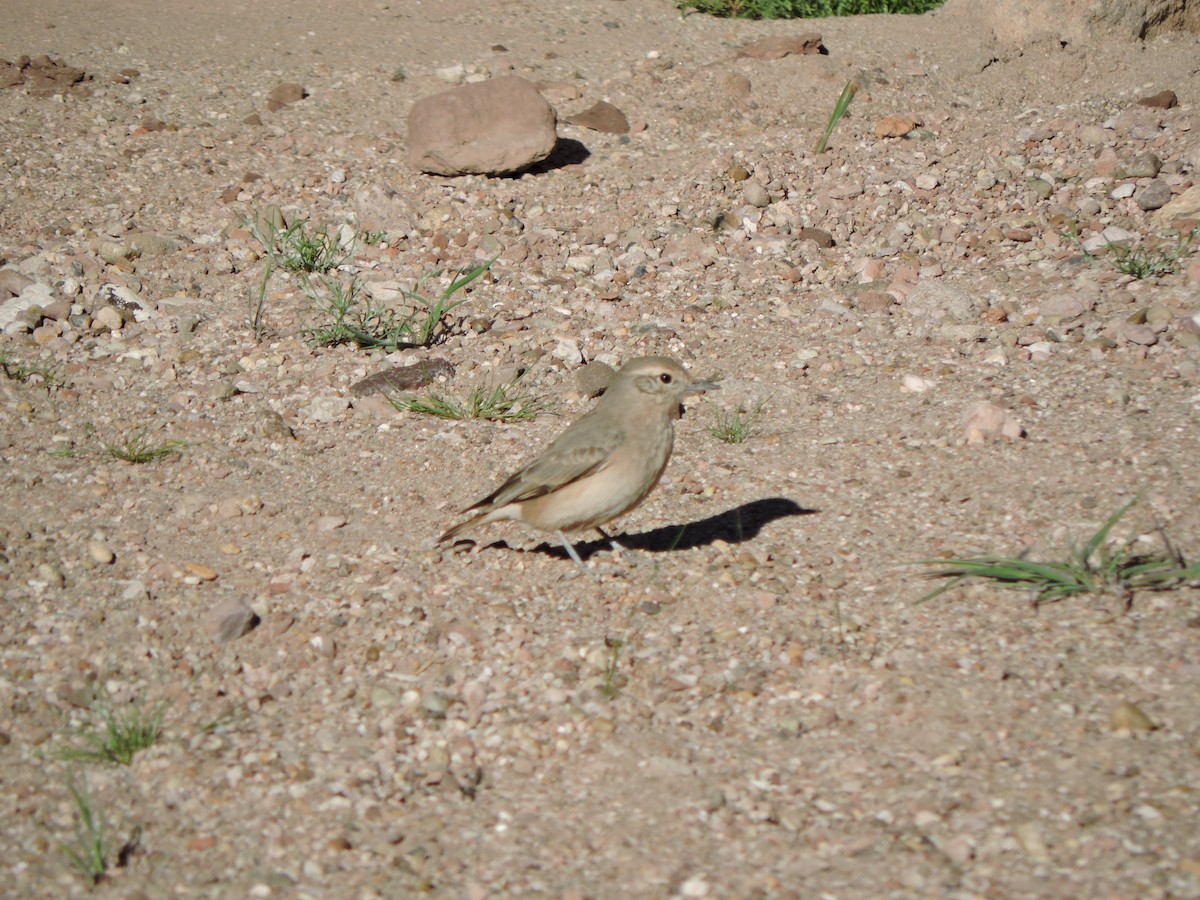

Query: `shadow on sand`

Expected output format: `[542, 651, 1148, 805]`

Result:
[523, 138, 591, 174]
[529, 496, 817, 562]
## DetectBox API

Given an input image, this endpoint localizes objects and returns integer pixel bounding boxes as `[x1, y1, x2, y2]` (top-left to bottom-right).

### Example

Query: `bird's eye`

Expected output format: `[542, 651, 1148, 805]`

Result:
[659, 373, 673, 384]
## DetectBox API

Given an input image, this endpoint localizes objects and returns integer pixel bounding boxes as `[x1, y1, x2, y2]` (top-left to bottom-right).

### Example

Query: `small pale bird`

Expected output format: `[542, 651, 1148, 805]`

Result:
[438, 356, 718, 571]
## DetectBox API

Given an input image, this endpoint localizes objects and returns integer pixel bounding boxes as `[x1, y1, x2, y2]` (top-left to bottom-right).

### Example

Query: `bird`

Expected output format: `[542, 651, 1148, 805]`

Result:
[438, 356, 718, 572]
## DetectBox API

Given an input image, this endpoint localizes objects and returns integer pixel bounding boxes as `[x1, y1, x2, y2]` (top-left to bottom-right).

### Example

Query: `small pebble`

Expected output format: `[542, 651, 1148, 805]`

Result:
[203, 598, 259, 642]
[183, 562, 219, 582]
[87, 539, 115, 565]
[1109, 701, 1156, 731]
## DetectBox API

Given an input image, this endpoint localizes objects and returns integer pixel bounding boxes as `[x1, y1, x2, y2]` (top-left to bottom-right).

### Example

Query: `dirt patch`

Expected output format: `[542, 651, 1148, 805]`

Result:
[1, 1, 1198, 896]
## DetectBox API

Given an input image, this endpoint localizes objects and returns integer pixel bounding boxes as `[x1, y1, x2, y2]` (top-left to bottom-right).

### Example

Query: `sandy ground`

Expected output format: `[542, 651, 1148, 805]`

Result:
[1, 1, 1199, 897]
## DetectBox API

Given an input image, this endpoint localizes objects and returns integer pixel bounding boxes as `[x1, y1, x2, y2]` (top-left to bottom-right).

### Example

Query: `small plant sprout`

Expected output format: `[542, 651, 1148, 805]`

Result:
[0, 351, 61, 389]
[709, 399, 768, 444]
[815, 77, 860, 154]
[676, 0, 944, 18]
[388, 372, 546, 423]
[63, 693, 168, 766]
[400, 256, 497, 346]
[243, 210, 359, 340]
[601, 634, 626, 700]
[258, 217, 353, 274]
[1109, 227, 1197, 279]
[915, 498, 1200, 608]
[102, 428, 188, 464]
[304, 257, 496, 351]
[1063, 224, 1197, 280]
[62, 773, 110, 886]
[301, 277, 379, 347]
[246, 248, 273, 342]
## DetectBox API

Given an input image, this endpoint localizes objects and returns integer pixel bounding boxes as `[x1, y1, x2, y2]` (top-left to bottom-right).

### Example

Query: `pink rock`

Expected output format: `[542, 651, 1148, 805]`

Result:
[855, 291, 896, 313]
[203, 598, 258, 643]
[1121, 323, 1158, 346]
[0, 269, 34, 297]
[875, 115, 919, 139]
[856, 258, 885, 283]
[962, 402, 1024, 444]
[1038, 294, 1090, 319]
[565, 100, 629, 135]
[737, 34, 823, 60]
[267, 82, 306, 112]
[409, 76, 557, 176]
[535, 80, 581, 102]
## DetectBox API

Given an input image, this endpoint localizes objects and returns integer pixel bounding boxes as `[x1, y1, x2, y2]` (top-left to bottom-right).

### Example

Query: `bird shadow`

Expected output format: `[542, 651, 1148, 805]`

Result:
[532, 496, 817, 562]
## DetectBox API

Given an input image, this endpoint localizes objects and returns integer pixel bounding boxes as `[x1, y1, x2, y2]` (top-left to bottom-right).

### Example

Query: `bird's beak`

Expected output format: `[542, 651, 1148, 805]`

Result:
[686, 380, 720, 395]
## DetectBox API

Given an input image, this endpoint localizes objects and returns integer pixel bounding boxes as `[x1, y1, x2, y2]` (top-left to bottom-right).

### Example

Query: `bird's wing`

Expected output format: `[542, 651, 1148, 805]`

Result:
[468, 424, 625, 509]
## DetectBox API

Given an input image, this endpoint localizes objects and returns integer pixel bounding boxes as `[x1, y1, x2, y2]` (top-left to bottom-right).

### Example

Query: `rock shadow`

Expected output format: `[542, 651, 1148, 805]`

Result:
[523, 138, 591, 174]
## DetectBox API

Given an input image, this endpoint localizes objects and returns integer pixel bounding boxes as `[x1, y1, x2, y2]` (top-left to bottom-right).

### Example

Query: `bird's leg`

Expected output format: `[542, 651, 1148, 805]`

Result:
[558, 531, 593, 576]
[595, 526, 629, 560]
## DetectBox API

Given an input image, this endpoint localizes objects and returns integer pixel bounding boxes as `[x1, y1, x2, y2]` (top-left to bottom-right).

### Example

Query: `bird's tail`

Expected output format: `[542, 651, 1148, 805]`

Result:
[437, 511, 488, 544]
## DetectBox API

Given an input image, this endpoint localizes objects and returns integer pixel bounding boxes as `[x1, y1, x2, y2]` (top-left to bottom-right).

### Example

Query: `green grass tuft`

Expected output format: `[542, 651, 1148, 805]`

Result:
[242, 210, 359, 341]
[388, 373, 546, 423]
[398, 257, 497, 347]
[1063, 224, 1197, 280]
[708, 399, 768, 444]
[261, 218, 352, 274]
[302, 277, 383, 347]
[62, 694, 168, 766]
[102, 428, 188, 464]
[915, 498, 1200, 607]
[244, 204, 494, 348]
[0, 352, 61, 388]
[678, 0, 943, 19]
[304, 258, 496, 351]
[1109, 230, 1196, 279]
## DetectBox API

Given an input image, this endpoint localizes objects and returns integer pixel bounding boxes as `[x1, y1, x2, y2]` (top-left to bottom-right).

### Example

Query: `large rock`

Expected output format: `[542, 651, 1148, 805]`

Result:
[941, 0, 1198, 42]
[408, 76, 557, 176]
[1092, 0, 1199, 36]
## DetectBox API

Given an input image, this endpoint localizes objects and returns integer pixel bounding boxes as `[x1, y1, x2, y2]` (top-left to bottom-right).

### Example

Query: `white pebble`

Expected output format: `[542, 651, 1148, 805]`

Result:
[552, 338, 584, 367]
[434, 63, 465, 82]
[901, 374, 936, 393]
[1135, 803, 1164, 823]
[87, 539, 115, 565]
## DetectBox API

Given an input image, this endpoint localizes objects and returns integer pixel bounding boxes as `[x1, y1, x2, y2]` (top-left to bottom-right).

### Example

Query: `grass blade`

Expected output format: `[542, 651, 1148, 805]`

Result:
[441, 256, 496, 299]
[62, 774, 110, 885]
[1081, 496, 1139, 563]
[814, 78, 858, 155]
[912, 499, 1198, 607]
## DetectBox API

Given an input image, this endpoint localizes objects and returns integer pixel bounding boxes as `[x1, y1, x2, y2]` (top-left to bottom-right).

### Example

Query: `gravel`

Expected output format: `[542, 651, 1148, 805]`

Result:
[1, 0, 1198, 897]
